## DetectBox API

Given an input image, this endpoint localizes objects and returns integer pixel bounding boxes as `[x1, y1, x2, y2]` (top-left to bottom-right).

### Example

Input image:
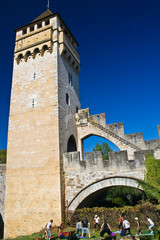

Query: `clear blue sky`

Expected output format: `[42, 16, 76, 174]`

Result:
[0, 0, 160, 151]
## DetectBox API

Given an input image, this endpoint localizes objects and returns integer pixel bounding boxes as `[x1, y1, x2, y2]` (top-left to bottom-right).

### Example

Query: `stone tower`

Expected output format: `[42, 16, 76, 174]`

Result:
[5, 10, 80, 238]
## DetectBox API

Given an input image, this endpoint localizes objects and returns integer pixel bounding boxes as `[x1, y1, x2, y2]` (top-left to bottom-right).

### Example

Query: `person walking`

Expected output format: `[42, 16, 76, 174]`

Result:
[123, 217, 131, 236]
[135, 217, 141, 235]
[146, 216, 154, 233]
[46, 219, 53, 240]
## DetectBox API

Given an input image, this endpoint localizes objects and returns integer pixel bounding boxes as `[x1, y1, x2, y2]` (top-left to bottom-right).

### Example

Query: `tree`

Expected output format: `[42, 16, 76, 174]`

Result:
[0, 150, 6, 164]
[145, 154, 160, 188]
[93, 142, 112, 160]
[137, 154, 160, 203]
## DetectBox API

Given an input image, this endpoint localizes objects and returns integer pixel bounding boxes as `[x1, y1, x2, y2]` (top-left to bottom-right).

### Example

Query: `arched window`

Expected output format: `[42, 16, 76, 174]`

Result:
[0, 214, 4, 239]
[67, 135, 77, 152]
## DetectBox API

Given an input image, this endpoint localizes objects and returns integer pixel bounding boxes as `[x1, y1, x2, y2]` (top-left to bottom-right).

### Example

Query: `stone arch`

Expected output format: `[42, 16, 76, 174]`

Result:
[67, 135, 77, 152]
[42, 45, 50, 56]
[77, 123, 138, 160]
[25, 51, 32, 62]
[68, 177, 142, 211]
[0, 213, 4, 239]
[33, 48, 41, 59]
[16, 53, 24, 64]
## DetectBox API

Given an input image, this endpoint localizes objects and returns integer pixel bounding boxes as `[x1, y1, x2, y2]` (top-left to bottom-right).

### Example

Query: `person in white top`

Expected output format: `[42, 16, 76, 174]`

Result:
[123, 218, 131, 236]
[94, 215, 100, 231]
[147, 216, 154, 233]
[46, 219, 53, 240]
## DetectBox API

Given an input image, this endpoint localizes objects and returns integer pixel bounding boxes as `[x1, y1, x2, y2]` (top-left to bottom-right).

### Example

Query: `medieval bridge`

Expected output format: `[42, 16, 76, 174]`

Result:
[64, 108, 160, 211]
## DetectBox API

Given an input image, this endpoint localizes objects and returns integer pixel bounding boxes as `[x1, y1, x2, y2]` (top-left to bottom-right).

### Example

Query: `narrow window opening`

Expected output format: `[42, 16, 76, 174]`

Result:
[134, 135, 137, 142]
[45, 19, 50, 26]
[37, 22, 42, 29]
[33, 72, 36, 80]
[23, 29, 27, 35]
[30, 26, 34, 32]
[66, 93, 70, 105]
[32, 99, 35, 108]
[76, 107, 78, 113]
[117, 153, 119, 159]
[148, 142, 150, 149]
[115, 125, 117, 132]
[68, 73, 73, 86]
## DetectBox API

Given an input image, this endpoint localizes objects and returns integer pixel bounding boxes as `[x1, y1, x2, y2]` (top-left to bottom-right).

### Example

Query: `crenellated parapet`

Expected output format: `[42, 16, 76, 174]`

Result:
[63, 150, 146, 208]
[14, 11, 80, 71]
[63, 149, 147, 172]
[75, 108, 160, 159]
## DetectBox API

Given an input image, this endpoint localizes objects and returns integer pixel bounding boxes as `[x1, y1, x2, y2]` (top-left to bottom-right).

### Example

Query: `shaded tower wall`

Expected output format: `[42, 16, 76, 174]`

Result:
[5, 11, 80, 239]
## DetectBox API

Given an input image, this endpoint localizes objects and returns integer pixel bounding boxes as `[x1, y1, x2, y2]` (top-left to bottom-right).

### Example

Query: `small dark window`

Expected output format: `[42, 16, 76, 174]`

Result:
[45, 19, 50, 26]
[23, 29, 27, 34]
[148, 142, 150, 149]
[134, 135, 137, 142]
[66, 93, 69, 105]
[33, 72, 36, 80]
[32, 99, 35, 108]
[76, 107, 78, 113]
[68, 73, 72, 86]
[30, 26, 34, 32]
[37, 22, 42, 29]
[115, 125, 117, 132]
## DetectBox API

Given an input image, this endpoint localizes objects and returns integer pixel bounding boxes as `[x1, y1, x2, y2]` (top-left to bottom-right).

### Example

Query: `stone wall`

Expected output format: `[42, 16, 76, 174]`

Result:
[0, 164, 6, 221]
[63, 150, 145, 209]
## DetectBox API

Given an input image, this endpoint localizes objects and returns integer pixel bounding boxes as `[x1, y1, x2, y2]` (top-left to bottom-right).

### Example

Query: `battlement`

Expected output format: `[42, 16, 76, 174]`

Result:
[63, 149, 147, 171]
[75, 108, 160, 156]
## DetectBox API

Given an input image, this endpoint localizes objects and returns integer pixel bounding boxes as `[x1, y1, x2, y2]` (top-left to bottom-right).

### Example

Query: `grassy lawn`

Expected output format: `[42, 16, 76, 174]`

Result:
[4, 227, 158, 240]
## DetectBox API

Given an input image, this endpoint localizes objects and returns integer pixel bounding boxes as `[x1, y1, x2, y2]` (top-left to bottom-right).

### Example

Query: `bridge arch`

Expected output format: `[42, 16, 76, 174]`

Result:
[68, 177, 142, 211]
[77, 121, 139, 160]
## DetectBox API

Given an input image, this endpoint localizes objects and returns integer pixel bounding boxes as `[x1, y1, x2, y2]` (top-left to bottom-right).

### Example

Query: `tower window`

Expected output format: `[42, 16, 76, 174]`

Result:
[45, 19, 50, 26]
[66, 93, 70, 105]
[23, 29, 27, 35]
[32, 99, 35, 108]
[134, 135, 137, 142]
[68, 73, 72, 86]
[76, 107, 78, 113]
[30, 26, 34, 32]
[37, 22, 42, 29]
[33, 72, 36, 80]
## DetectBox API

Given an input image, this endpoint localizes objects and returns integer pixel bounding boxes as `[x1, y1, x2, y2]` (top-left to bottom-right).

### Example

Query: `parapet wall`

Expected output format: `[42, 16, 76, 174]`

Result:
[0, 164, 6, 221]
[76, 108, 160, 157]
[63, 150, 146, 204]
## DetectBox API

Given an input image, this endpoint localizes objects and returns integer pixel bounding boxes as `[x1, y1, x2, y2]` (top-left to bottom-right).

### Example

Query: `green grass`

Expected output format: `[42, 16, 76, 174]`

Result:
[5, 227, 159, 240]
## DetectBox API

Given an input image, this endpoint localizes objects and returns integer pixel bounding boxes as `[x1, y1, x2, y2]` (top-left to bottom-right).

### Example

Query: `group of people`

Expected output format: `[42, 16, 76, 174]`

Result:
[76, 215, 115, 238]
[45, 214, 155, 239]
[119, 215, 155, 236]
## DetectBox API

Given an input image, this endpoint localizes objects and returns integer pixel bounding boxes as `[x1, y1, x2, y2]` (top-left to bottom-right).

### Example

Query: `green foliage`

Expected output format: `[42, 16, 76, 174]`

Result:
[139, 235, 154, 240]
[145, 154, 160, 188]
[137, 154, 160, 203]
[137, 180, 160, 203]
[93, 142, 112, 160]
[91, 186, 144, 208]
[0, 150, 6, 164]
[112, 197, 126, 207]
